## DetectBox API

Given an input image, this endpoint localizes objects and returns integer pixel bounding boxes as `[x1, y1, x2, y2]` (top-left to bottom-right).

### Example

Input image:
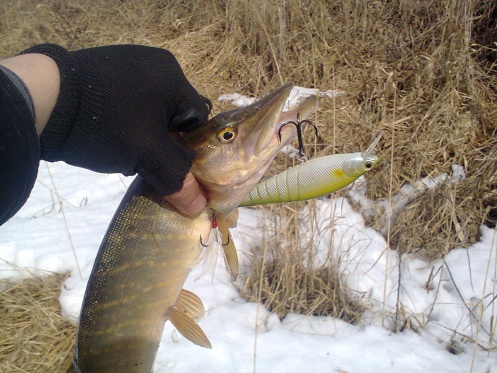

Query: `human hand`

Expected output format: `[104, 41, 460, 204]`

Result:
[164, 172, 207, 215]
[21, 44, 210, 196]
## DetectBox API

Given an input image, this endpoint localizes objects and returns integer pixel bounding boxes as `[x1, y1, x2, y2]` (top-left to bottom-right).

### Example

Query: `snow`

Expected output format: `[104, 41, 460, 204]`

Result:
[1, 88, 497, 372]
[218, 85, 345, 112]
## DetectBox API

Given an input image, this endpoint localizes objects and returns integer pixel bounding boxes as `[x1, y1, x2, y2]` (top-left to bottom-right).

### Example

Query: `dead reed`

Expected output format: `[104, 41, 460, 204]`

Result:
[240, 202, 366, 323]
[1, 0, 497, 370]
[0, 274, 76, 372]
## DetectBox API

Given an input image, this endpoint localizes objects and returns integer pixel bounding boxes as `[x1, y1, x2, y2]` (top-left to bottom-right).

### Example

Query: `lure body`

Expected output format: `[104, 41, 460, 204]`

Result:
[240, 151, 378, 206]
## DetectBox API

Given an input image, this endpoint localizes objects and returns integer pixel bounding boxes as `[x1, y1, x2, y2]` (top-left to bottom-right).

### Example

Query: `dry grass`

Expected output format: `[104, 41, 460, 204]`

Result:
[243, 258, 364, 322]
[240, 203, 365, 323]
[0, 274, 76, 373]
[1, 0, 497, 370]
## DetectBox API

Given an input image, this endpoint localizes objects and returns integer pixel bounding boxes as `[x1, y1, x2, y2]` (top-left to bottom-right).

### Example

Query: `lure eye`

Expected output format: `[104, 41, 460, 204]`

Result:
[365, 161, 373, 169]
[218, 128, 237, 143]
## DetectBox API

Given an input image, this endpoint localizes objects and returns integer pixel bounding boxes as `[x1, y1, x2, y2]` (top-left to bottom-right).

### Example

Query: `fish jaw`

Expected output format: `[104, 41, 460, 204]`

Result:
[181, 83, 317, 213]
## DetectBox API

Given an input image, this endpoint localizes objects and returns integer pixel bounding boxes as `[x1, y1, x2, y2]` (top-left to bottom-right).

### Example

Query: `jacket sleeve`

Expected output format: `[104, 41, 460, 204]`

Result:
[0, 66, 40, 226]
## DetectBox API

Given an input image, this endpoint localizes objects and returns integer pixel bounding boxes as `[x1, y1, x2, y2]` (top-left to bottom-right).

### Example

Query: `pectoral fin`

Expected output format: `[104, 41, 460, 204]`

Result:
[216, 214, 238, 281]
[168, 306, 212, 349]
[224, 208, 239, 228]
[175, 289, 205, 321]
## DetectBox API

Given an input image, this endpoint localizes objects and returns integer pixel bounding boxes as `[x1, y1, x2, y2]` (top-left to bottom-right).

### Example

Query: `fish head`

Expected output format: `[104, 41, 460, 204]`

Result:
[181, 83, 317, 212]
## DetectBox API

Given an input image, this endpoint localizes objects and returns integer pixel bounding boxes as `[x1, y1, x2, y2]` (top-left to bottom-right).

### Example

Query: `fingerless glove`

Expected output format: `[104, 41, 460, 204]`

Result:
[21, 44, 209, 195]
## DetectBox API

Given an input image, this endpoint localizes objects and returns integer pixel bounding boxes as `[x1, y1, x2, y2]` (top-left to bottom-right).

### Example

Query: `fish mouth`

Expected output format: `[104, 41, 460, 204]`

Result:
[241, 83, 317, 160]
[242, 83, 317, 178]
[209, 83, 318, 212]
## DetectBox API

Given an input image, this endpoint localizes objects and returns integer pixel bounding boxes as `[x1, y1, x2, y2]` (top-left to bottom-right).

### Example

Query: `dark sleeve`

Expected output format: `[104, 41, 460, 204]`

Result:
[0, 66, 40, 226]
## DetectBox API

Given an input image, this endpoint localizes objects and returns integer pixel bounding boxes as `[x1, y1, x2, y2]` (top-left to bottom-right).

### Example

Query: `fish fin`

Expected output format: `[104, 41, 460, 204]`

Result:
[175, 289, 205, 321]
[168, 306, 212, 349]
[216, 214, 239, 281]
[223, 208, 239, 228]
[222, 238, 238, 282]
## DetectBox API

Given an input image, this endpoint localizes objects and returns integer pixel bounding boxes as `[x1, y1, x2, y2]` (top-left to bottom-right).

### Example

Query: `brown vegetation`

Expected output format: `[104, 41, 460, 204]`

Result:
[1, 0, 496, 371]
[0, 274, 75, 372]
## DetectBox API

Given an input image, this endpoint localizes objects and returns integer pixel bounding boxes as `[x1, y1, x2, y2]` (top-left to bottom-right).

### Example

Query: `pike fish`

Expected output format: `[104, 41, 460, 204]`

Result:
[70, 83, 317, 372]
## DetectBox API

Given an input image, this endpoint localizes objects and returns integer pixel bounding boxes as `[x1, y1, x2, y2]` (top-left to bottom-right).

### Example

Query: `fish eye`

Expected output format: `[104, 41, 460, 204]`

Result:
[365, 161, 373, 169]
[218, 128, 237, 143]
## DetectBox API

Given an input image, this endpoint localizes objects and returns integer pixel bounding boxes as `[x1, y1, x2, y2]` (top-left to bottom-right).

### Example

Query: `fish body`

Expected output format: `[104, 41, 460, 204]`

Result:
[240, 151, 379, 206]
[73, 179, 211, 372]
[71, 83, 317, 372]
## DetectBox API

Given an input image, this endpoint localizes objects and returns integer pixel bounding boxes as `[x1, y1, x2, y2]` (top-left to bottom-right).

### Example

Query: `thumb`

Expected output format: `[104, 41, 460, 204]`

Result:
[163, 172, 207, 216]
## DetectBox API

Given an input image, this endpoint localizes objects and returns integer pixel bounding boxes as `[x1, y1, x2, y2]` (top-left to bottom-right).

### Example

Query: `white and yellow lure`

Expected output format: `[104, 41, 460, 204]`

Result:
[239, 133, 382, 206]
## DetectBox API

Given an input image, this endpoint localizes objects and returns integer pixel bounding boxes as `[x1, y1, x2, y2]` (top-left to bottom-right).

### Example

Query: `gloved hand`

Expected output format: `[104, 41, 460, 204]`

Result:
[21, 44, 210, 195]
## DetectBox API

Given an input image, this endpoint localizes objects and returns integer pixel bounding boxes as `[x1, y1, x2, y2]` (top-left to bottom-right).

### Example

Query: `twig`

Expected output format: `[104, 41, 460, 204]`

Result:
[45, 162, 83, 280]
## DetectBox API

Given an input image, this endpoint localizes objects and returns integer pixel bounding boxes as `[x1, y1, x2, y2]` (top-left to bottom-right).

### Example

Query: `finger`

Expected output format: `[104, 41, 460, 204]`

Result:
[168, 89, 210, 132]
[163, 172, 207, 216]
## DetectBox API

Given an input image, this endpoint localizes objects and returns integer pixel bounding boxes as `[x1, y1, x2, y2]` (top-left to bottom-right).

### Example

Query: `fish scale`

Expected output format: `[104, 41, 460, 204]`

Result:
[74, 179, 211, 372]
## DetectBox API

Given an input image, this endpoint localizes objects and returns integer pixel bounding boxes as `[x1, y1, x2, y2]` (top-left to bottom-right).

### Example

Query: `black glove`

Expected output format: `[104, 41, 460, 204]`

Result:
[21, 44, 210, 195]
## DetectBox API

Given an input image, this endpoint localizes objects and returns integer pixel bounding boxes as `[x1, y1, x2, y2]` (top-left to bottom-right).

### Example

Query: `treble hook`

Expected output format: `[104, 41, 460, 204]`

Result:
[278, 113, 319, 161]
[199, 212, 230, 247]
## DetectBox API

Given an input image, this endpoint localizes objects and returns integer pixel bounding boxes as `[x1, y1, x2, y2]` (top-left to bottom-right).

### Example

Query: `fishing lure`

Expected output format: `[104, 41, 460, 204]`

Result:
[239, 132, 382, 206]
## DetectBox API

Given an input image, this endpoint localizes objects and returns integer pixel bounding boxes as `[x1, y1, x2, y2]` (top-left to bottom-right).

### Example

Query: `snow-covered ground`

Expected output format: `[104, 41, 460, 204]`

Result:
[1, 88, 496, 372]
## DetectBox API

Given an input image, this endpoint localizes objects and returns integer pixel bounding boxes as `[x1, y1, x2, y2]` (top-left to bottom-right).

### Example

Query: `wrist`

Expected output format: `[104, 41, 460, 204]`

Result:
[0, 53, 60, 136]
[19, 44, 80, 161]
